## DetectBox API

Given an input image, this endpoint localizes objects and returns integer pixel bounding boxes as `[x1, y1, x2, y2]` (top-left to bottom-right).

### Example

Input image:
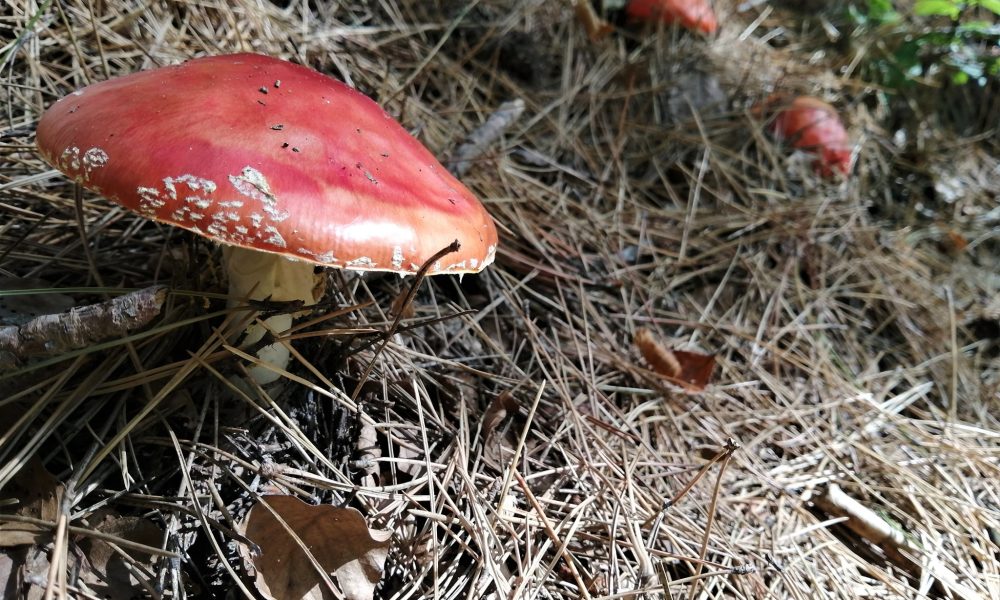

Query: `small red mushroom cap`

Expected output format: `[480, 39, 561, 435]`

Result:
[625, 0, 718, 34]
[36, 53, 498, 275]
[768, 96, 852, 177]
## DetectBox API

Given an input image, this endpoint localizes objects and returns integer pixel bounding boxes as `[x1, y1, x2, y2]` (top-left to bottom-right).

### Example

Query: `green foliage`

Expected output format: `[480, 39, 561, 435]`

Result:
[915, 0, 963, 18]
[848, 0, 901, 24]
[849, 0, 1000, 90]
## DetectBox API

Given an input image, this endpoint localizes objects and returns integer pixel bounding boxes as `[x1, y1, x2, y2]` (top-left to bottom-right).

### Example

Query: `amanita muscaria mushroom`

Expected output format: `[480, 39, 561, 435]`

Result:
[36, 53, 498, 382]
[625, 0, 718, 35]
[765, 96, 853, 178]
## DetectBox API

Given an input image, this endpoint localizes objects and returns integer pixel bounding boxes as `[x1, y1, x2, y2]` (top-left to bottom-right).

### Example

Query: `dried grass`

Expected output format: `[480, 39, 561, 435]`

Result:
[1, 1, 998, 598]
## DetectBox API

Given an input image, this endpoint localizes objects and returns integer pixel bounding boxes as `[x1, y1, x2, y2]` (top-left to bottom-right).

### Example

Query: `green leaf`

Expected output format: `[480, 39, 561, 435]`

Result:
[892, 39, 923, 71]
[914, 0, 963, 17]
[951, 70, 970, 83]
[972, 0, 1000, 15]
[868, 0, 901, 22]
[957, 20, 1000, 35]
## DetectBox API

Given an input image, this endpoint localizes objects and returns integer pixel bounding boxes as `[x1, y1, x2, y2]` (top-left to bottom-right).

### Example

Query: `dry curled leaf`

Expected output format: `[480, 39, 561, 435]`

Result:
[634, 328, 716, 392]
[240, 495, 391, 600]
[482, 391, 518, 437]
[813, 484, 985, 600]
[0, 457, 61, 547]
[1, 459, 66, 598]
[0, 544, 49, 600]
[635, 328, 681, 377]
[481, 391, 521, 471]
[76, 510, 163, 599]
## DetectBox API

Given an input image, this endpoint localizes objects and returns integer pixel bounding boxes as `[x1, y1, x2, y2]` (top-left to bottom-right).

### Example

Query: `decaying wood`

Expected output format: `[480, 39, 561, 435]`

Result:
[813, 483, 984, 600]
[0, 286, 168, 370]
[446, 99, 525, 177]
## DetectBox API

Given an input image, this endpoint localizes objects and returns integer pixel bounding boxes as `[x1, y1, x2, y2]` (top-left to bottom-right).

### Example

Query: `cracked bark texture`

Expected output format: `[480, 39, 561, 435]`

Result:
[0, 285, 168, 370]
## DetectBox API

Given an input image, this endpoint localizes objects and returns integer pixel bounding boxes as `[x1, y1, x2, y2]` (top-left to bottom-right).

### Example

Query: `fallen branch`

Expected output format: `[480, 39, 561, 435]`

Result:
[0, 286, 169, 370]
[813, 483, 984, 600]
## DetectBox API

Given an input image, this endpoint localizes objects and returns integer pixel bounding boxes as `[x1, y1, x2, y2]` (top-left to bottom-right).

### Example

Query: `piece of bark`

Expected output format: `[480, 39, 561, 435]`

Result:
[0, 278, 75, 325]
[446, 99, 525, 177]
[0, 285, 168, 370]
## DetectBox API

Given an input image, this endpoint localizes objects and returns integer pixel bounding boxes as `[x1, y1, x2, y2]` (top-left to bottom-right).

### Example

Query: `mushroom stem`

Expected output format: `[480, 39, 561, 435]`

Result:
[223, 246, 319, 384]
[224, 246, 319, 306]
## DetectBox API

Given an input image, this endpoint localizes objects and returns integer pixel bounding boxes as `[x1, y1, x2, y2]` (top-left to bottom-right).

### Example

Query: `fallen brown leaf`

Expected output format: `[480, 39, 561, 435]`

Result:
[0, 457, 61, 547]
[0, 544, 49, 600]
[635, 328, 681, 378]
[76, 509, 163, 599]
[671, 349, 717, 391]
[634, 328, 716, 392]
[240, 495, 391, 600]
[482, 390, 518, 437]
[0, 549, 24, 598]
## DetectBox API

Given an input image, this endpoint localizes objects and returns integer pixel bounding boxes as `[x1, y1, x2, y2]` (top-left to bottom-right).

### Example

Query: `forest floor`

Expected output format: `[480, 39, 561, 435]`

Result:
[1, 1, 999, 598]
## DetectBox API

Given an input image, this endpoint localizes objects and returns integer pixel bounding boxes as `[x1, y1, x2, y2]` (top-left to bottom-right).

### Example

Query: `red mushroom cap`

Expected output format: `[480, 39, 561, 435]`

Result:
[768, 96, 852, 177]
[626, 0, 718, 34]
[36, 53, 498, 275]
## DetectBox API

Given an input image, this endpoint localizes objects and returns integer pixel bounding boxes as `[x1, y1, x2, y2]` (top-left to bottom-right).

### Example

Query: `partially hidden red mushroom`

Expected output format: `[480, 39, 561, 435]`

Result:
[37, 53, 499, 382]
[625, 0, 718, 34]
[766, 96, 853, 178]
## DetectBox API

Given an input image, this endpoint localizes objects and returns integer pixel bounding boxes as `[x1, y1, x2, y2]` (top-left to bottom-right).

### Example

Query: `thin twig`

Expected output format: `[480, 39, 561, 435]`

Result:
[350, 240, 460, 403]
